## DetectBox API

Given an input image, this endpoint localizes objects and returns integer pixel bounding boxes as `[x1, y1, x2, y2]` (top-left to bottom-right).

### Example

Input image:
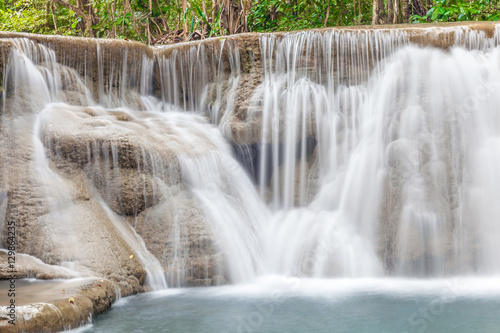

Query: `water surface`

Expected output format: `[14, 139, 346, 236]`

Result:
[76, 277, 500, 333]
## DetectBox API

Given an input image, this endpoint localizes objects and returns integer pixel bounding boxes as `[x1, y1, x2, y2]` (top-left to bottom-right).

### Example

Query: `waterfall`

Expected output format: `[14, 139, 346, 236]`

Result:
[2, 24, 500, 292]
[250, 27, 500, 277]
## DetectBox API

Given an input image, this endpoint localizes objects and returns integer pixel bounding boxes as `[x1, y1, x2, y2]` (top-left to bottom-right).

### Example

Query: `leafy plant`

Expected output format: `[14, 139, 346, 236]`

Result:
[411, 0, 500, 23]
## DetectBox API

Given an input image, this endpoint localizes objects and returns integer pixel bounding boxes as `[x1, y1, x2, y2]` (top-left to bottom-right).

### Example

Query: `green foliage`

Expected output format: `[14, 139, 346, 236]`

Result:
[0, 0, 50, 34]
[1, 0, 499, 43]
[88, 0, 151, 39]
[187, 3, 211, 32]
[0, 0, 78, 35]
[248, 0, 373, 33]
[411, 0, 500, 23]
[247, 0, 275, 30]
[209, 6, 226, 36]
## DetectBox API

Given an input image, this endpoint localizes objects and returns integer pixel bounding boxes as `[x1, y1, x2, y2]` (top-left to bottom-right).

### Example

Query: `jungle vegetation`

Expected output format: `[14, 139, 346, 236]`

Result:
[1, 0, 499, 44]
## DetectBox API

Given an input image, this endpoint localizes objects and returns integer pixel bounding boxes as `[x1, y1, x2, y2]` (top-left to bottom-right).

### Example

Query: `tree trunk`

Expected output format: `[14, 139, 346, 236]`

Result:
[182, 0, 188, 37]
[220, 0, 240, 34]
[147, 0, 153, 43]
[393, 0, 400, 24]
[387, 0, 394, 23]
[372, 0, 384, 25]
[112, 0, 116, 37]
[402, 0, 411, 23]
[324, 0, 330, 27]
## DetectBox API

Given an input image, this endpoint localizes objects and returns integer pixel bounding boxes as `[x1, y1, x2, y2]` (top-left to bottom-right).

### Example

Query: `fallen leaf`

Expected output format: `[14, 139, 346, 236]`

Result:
[129, 255, 134, 259]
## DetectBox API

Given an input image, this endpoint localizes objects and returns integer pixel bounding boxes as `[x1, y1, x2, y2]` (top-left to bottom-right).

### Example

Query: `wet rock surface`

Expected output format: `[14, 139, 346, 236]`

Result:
[0, 278, 117, 333]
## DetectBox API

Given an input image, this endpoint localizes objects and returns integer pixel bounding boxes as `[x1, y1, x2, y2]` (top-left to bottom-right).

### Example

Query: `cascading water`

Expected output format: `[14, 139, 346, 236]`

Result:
[0, 35, 268, 290]
[2, 25, 500, 300]
[250, 27, 500, 278]
[251, 30, 408, 277]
